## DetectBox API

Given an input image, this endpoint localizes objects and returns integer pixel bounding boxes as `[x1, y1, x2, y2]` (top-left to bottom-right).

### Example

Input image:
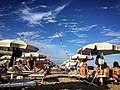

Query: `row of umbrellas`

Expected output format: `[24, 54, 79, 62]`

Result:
[61, 54, 93, 67]
[62, 42, 120, 67]
[0, 39, 40, 67]
[0, 52, 47, 60]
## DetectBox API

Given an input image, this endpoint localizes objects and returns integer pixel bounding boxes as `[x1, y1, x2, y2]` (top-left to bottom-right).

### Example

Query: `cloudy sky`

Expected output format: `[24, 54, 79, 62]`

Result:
[0, 0, 120, 67]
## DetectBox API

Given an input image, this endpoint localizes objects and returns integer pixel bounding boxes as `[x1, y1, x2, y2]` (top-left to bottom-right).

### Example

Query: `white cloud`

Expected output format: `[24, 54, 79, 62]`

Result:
[73, 33, 88, 38]
[100, 7, 108, 10]
[66, 24, 97, 33]
[77, 24, 97, 31]
[16, 30, 69, 64]
[19, 2, 70, 26]
[16, 31, 43, 40]
[0, 22, 11, 31]
[48, 32, 64, 39]
[67, 39, 87, 44]
[106, 38, 120, 44]
[104, 31, 120, 37]
[39, 5, 47, 8]
[17, 31, 37, 36]
[17, 37, 69, 64]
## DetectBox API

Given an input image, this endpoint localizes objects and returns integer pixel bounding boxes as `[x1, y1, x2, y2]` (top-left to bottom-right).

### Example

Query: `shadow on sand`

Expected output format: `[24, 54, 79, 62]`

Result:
[34, 81, 110, 90]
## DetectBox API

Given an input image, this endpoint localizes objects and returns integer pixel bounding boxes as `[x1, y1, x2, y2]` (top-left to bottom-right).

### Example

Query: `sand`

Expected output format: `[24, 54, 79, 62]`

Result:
[1, 70, 119, 90]
[27, 70, 120, 90]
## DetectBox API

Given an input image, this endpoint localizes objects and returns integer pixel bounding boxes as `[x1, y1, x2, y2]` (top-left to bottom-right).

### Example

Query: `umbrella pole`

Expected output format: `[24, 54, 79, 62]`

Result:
[34, 60, 36, 73]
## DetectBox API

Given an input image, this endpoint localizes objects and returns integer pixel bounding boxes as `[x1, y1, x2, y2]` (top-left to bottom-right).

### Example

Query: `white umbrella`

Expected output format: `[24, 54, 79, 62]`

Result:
[0, 39, 13, 51]
[21, 52, 47, 72]
[0, 39, 39, 52]
[22, 52, 39, 58]
[0, 39, 39, 67]
[22, 52, 46, 58]
[77, 42, 120, 55]
[61, 59, 77, 66]
[77, 42, 120, 85]
[10, 39, 39, 52]
[70, 54, 93, 60]
[0, 50, 11, 55]
[0, 55, 11, 60]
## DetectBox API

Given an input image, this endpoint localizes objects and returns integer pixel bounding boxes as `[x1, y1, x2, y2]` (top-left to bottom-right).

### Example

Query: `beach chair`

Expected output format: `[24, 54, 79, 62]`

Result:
[28, 73, 46, 83]
[68, 69, 88, 82]
[28, 61, 48, 83]
[22, 65, 34, 76]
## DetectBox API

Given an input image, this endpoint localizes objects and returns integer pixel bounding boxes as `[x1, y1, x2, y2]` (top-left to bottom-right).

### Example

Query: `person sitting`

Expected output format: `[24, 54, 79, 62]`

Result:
[102, 62, 110, 76]
[111, 61, 120, 82]
[94, 62, 109, 84]
[79, 62, 87, 78]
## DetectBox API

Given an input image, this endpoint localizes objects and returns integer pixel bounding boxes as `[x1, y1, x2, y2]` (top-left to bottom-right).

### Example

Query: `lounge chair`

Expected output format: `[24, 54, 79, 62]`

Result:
[28, 69, 47, 83]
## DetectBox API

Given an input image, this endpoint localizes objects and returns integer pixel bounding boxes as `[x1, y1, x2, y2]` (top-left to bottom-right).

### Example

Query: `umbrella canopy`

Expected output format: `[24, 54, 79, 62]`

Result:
[77, 42, 120, 55]
[0, 39, 39, 67]
[0, 55, 11, 60]
[16, 58, 26, 61]
[61, 59, 77, 66]
[22, 52, 47, 58]
[70, 54, 93, 60]
[0, 50, 11, 55]
[10, 39, 39, 52]
[0, 39, 39, 52]
[0, 39, 13, 51]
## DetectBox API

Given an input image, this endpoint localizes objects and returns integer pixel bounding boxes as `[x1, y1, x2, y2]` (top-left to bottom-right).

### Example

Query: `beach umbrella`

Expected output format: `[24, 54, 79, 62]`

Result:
[22, 52, 46, 58]
[0, 39, 13, 51]
[70, 54, 93, 60]
[77, 42, 120, 55]
[10, 39, 39, 52]
[0, 39, 39, 67]
[61, 59, 77, 66]
[0, 50, 11, 57]
[0, 39, 39, 52]
[0, 55, 11, 60]
[0, 50, 11, 55]
[21, 52, 47, 71]
[16, 58, 25, 61]
[77, 42, 120, 85]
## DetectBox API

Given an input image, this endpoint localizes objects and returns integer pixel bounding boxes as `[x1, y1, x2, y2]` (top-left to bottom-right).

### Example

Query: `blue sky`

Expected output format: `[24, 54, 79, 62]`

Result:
[0, 0, 120, 67]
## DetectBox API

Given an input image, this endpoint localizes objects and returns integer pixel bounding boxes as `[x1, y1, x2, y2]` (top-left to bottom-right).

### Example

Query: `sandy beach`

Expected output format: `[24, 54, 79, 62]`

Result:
[25, 70, 120, 90]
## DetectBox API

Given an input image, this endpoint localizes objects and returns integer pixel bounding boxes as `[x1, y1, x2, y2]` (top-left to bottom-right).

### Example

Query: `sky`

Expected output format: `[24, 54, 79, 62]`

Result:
[0, 0, 120, 67]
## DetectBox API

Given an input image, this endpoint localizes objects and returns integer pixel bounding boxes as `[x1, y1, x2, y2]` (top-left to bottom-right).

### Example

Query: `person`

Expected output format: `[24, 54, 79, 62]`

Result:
[95, 50, 104, 66]
[95, 62, 109, 76]
[94, 62, 109, 84]
[102, 62, 109, 76]
[79, 62, 87, 78]
[65, 62, 70, 74]
[111, 61, 120, 81]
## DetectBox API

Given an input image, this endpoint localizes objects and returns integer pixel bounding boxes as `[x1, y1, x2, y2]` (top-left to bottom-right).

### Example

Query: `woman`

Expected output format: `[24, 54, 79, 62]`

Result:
[103, 62, 109, 76]
[112, 61, 120, 81]
[95, 62, 109, 77]
[79, 62, 87, 78]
